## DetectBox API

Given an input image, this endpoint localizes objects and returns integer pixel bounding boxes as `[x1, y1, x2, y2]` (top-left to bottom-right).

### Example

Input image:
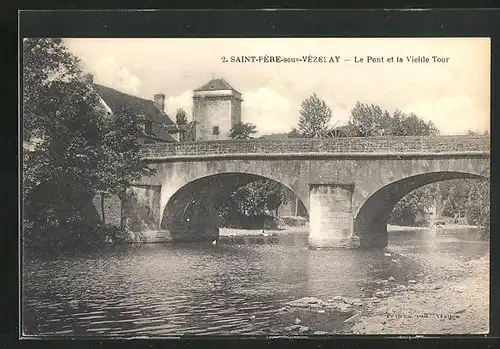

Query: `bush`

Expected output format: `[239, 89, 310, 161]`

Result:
[23, 220, 129, 249]
[92, 223, 129, 244]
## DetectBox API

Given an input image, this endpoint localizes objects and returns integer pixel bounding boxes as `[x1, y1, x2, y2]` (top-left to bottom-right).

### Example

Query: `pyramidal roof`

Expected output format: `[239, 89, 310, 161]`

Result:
[194, 78, 240, 93]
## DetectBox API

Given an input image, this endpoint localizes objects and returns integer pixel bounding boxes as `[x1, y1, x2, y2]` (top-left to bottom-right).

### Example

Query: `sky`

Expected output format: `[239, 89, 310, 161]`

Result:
[65, 38, 490, 136]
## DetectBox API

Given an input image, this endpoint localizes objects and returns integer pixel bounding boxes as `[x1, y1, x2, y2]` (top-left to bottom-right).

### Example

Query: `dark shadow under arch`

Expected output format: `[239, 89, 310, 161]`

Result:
[354, 171, 488, 248]
[161, 172, 309, 242]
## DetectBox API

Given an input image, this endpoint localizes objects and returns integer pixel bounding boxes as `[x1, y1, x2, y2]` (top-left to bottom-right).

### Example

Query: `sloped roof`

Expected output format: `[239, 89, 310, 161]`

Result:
[147, 123, 178, 142]
[259, 133, 289, 140]
[93, 84, 176, 125]
[194, 78, 240, 93]
[325, 124, 360, 136]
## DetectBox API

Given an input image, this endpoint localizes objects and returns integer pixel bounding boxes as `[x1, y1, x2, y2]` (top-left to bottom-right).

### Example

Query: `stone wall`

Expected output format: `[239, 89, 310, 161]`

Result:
[132, 135, 489, 247]
[193, 98, 238, 141]
[122, 185, 161, 232]
[92, 194, 122, 227]
[140, 135, 490, 159]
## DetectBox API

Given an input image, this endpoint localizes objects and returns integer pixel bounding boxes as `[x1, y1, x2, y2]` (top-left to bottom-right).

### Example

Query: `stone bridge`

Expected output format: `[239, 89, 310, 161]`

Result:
[123, 135, 489, 248]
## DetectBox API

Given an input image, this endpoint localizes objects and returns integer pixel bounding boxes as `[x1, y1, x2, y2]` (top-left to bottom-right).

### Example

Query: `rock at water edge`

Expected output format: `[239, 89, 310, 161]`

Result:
[313, 331, 329, 335]
[344, 313, 361, 324]
[298, 326, 311, 334]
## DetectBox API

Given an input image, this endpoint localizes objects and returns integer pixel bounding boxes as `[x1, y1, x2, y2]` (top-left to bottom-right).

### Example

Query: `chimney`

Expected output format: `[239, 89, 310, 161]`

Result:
[154, 93, 165, 112]
[83, 73, 94, 84]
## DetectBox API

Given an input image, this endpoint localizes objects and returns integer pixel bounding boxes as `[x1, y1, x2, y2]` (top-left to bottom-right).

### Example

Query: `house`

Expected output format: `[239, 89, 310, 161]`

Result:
[85, 74, 183, 144]
[259, 133, 290, 140]
[324, 124, 361, 138]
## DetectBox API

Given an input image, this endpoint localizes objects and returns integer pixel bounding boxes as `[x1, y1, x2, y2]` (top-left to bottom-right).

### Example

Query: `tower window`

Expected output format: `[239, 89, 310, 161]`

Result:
[212, 126, 219, 135]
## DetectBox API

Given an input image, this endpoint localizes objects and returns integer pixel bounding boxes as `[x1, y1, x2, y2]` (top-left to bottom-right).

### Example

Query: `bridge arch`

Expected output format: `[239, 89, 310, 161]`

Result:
[353, 170, 489, 247]
[160, 172, 309, 242]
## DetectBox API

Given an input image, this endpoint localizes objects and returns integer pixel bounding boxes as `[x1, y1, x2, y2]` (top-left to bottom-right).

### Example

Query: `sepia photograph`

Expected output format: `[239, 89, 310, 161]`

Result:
[21, 36, 490, 337]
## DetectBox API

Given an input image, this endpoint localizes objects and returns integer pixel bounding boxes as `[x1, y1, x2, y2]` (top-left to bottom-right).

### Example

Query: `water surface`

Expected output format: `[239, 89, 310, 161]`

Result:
[22, 229, 489, 336]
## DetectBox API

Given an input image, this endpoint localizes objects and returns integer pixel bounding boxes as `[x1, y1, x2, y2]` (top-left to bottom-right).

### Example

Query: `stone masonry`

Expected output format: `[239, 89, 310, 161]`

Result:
[126, 135, 489, 248]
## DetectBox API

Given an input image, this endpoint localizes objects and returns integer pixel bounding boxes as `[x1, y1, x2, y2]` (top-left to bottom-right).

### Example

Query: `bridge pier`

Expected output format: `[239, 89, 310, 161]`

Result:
[308, 184, 359, 249]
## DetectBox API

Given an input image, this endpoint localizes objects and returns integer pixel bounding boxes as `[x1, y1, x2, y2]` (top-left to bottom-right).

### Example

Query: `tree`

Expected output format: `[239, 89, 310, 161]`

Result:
[175, 108, 188, 125]
[437, 164, 490, 238]
[347, 101, 440, 225]
[216, 179, 291, 227]
[348, 100, 488, 230]
[349, 102, 392, 136]
[23, 38, 104, 231]
[388, 186, 435, 226]
[466, 178, 489, 239]
[287, 128, 300, 138]
[94, 105, 156, 227]
[298, 93, 333, 138]
[348, 103, 439, 137]
[390, 110, 439, 136]
[22, 38, 154, 246]
[229, 122, 257, 139]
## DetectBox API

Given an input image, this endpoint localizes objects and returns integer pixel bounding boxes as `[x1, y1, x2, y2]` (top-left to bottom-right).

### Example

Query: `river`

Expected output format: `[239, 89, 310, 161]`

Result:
[22, 228, 489, 337]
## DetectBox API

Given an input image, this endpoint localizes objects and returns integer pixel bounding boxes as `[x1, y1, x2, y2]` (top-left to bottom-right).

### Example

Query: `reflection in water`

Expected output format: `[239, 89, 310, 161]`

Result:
[22, 229, 489, 336]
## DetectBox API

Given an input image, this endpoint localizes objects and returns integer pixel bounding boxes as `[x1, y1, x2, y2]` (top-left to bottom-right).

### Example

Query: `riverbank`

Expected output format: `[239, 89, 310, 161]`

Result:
[387, 224, 480, 232]
[346, 253, 489, 334]
[219, 224, 480, 238]
[219, 226, 308, 237]
[274, 247, 489, 335]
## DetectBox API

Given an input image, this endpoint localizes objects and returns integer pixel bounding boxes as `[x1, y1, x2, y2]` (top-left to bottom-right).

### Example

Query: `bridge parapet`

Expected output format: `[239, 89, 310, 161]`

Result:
[140, 135, 490, 159]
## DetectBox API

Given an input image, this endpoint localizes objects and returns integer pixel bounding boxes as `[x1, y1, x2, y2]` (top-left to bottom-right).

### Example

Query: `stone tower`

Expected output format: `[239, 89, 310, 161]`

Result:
[192, 77, 242, 141]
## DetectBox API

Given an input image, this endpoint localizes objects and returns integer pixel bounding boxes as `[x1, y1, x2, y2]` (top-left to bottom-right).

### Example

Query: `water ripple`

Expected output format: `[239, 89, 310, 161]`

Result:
[23, 232, 489, 336]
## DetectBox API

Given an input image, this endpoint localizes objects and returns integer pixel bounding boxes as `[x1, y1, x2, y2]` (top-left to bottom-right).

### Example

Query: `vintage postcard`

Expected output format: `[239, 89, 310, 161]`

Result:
[21, 35, 490, 337]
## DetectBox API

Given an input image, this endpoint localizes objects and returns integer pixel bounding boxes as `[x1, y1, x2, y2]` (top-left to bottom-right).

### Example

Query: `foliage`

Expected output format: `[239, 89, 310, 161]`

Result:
[216, 179, 293, 227]
[22, 38, 154, 246]
[233, 179, 287, 216]
[298, 93, 333, 138]
[390, 109, 439, 136]
[388, 186, 435, 226]
[349, 102, 393, 136]
[229, 122, 258, 139]
[225, 123, 284, 225]
[438, 174, 490, 238]
[175, 108, 188, 125]
[24, 221, 129, 250]
[287, 128, 301, 138]
[346, 101, 440, 225]
[348, 102, 439, 137]
[95, 103, 156, 205]
[466, 179, 490, 239]
[390, 170, 489, 232]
